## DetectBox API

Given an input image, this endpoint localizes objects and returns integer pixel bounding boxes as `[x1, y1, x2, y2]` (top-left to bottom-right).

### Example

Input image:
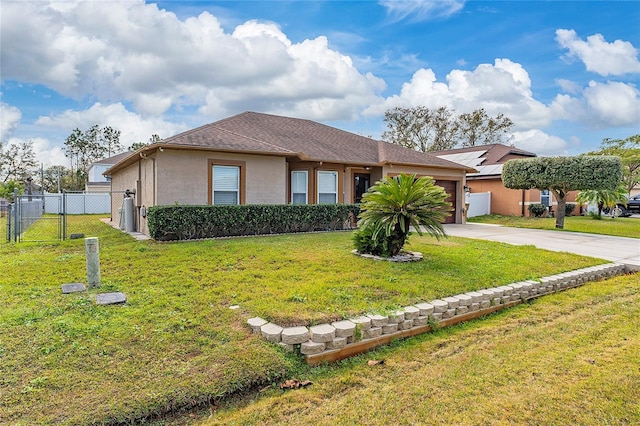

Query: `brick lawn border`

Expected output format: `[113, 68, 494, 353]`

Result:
[247, 263, 631, 365]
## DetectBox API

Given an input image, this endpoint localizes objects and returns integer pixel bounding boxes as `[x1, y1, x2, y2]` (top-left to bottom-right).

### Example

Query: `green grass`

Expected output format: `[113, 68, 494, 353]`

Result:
[469, 214, 640, 238]
[0, 216, 612, 424]
[205, 274, 640, 425]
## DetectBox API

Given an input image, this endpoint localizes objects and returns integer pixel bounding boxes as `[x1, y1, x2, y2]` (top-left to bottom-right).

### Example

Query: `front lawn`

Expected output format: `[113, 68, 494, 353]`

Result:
[0, 216, 608, 424]
[469, 214, 640, 238]
[208, 274, 640, 425]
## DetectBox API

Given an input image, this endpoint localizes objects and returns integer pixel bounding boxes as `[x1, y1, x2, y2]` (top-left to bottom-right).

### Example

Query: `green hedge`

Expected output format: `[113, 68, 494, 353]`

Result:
[147, 204, 361, 241]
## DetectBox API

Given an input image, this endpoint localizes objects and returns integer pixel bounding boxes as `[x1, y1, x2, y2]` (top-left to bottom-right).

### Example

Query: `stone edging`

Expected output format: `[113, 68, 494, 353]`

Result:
[247, 263, 630, 365]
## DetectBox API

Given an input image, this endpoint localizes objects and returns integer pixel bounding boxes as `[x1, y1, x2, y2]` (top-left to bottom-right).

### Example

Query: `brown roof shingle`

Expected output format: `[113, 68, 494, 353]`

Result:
[108, 112, 474, 173]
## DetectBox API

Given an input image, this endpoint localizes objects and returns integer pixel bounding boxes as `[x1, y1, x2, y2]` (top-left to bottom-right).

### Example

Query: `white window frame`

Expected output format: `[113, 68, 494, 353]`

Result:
[291, 170, 308, 204]
[317, 170, 338, 204]
[540, 189, 551, 207]
[212, 165, 240, 205]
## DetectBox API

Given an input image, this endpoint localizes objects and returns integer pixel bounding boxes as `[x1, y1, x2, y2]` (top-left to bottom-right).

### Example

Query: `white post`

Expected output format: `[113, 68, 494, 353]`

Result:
[85, 237, 101, 288]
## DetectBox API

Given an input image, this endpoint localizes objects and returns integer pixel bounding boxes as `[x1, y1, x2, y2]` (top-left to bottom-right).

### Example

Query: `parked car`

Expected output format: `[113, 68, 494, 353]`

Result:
[602, 194, 640, 217]
[626, 194, 640, 213]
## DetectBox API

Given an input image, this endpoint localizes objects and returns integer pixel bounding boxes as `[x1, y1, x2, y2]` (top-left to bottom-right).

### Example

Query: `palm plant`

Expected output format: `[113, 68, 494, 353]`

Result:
[354, 174, 451, 257]
[576, 185, 628, 218]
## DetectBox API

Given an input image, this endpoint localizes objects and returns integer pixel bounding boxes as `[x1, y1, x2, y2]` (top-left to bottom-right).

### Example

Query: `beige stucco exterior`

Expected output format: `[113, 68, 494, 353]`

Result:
[110, 149, 287, 235]
[111, 150, 470, 235]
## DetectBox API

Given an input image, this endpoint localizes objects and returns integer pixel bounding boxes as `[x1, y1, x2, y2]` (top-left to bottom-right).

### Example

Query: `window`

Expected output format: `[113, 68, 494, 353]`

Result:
[318, 171, 338, 204]
[212, 165, 240, 205]
[291, 170, 308, 204]
[541, 189, 550, 207]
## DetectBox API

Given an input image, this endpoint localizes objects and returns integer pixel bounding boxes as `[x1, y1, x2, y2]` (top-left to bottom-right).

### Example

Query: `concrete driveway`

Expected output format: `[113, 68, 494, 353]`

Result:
[443, 223, 640, 270]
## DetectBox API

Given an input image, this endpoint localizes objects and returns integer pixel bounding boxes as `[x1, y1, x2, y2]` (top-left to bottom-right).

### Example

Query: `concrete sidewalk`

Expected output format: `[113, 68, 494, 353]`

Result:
[443, 223, 640, 270]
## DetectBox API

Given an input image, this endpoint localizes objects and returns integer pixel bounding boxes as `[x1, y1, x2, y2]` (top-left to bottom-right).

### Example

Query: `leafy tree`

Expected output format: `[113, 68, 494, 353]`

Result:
[0, 180, 23, 202]
[458, 108, 513, 147]
[63, 125, 124, 188]
[382, 106, 514, 152]
[39, 165, 80, 193]
[576, 186, 629, 218]
[102, 126, 123, 157]
[588, 135, 640, 192]
[0, 140, 37, 183]
[503, 156, 623, 229]
[353, 174, 450, 257]
[129, 134, 162, 151]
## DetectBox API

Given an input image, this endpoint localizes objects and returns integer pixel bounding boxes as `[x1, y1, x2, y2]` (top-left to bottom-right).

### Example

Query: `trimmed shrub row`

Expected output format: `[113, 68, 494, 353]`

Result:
[147, 204, 360, 241]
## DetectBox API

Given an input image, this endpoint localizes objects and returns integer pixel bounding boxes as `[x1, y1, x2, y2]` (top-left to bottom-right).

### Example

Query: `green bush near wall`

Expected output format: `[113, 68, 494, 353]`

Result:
[147, 204, 361, 241]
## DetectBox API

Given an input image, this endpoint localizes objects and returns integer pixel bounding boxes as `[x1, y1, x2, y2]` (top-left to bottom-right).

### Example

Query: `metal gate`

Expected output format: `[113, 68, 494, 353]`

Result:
[7, 191, 66, 242]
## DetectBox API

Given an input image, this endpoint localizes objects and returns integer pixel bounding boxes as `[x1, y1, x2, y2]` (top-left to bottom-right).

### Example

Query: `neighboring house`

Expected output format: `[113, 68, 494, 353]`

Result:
[86, 151, 132, 192]
[434, 144, 579, 217]
[105, 111, 475, 235]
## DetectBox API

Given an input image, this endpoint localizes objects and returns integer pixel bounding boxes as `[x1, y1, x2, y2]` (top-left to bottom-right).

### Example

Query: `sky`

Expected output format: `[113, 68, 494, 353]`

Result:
[1, 0, 639, 169]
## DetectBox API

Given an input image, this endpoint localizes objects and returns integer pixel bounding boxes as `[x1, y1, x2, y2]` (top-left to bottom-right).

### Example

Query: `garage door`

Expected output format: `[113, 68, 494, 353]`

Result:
[435, 180, 456, 224]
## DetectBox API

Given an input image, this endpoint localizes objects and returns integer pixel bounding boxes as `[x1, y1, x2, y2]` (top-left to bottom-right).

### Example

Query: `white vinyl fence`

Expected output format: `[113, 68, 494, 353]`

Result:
[467, 192, 491, 218]
[44, 192, 111, 214]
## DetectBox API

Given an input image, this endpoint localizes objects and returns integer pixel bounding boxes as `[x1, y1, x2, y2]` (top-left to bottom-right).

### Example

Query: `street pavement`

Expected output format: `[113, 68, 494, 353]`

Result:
[443, 223, 640, 270]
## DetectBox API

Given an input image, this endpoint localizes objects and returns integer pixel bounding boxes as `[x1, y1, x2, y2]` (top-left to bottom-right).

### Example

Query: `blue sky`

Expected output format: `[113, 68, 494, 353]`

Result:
[1, 0, 639, 168]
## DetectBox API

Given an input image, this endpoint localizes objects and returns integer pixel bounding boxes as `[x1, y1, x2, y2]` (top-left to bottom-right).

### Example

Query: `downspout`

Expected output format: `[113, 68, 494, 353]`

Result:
[139, 151, 157, 232]
[521, 189, 525, 217]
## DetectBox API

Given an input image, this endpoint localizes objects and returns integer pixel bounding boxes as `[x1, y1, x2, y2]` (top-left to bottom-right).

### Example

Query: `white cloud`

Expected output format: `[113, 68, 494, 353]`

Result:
[367, 59, 552, 129]
[583, 81, 640, 127]
[35, 102, 189, 147]
[556, 79, 581, 94]
[380, 0, 465, 22]
[1, 103, 22, 141]
[511, 130, 569, 156]
[551, 81, 640, 128]
[556, 29, 640, 76]
[1, 1, 383, 120]
[30, 138, 68, 168]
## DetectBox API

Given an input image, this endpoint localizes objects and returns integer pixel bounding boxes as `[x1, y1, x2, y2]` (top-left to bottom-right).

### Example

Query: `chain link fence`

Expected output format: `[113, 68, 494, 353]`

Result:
[6, 191, 116, 242]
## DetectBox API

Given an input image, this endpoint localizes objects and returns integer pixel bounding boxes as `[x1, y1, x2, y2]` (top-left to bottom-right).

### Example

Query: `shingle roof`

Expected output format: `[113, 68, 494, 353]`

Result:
[107, 112, 474, 173]
[93, 151, 133, 165]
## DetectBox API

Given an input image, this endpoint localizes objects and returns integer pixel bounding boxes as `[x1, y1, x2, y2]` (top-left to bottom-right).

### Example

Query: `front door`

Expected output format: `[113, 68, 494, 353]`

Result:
[354, 173, 370, 203]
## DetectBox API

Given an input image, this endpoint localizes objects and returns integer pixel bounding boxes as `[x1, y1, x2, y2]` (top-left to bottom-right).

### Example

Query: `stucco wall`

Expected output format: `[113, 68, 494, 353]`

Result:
[154, 150, 287, 206]
[468, 177, 580, 217]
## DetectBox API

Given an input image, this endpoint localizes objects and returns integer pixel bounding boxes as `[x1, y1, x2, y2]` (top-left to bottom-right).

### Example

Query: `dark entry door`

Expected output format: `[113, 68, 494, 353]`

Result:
[354, 173, 370, 204]
[434, 180, 456, 224]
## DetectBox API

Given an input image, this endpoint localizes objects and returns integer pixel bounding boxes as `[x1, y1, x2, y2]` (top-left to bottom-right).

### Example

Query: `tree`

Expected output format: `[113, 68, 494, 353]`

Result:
[0, 180, 23, 202]
[129, 134, 162, 151]
[588, 135, 640, 192]
[576, 186, 629, 219]
[102, 126, 122, 157]
[0, 140, 37, 183]
[502, 156, 623, 229]
[63, 125, 124, 188]
[40, 165, 78, 193]
[381, 106, 514, 152]
[353, 174, 450, 257]
[458, 108, 514, 147]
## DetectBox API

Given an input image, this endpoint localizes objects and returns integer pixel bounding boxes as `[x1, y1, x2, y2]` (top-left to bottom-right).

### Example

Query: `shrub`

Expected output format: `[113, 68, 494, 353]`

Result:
[352, 223, 393, 257]
[355, 174, 450, 257]
[528, 203, 547, 217]
[565, 203, 576, 216]
[147, 204, 360, 241]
